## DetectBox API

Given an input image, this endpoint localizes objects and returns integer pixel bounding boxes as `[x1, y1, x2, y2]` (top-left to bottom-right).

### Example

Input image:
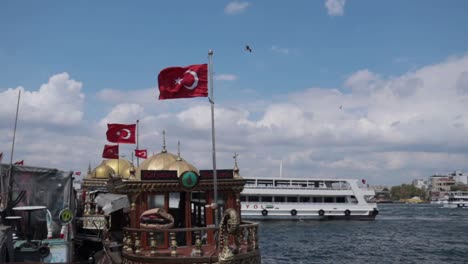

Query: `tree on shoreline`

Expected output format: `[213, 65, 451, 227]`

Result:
[390, 184, 427, 201]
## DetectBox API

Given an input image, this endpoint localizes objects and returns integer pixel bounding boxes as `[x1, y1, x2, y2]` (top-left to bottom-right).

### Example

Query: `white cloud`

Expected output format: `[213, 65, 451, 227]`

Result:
[214, 74, 237, 81]
[0, 72, 84, 127]
[2, 54, 468, 186]
[325, 0, 346, 16]
[225, 1, 250, 15]
[99, 103, 145, 127]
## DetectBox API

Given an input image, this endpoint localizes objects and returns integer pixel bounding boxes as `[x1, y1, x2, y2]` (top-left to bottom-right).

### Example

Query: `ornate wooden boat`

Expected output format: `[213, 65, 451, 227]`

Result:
[80, 139, 261, 264]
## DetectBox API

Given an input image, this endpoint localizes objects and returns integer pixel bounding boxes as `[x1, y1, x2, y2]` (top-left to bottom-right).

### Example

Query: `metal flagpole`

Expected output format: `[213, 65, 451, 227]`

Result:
[0, 152, 3, 210]
[136, 119, 140, 167]
[7, 90, 21, 204]
[208, 49, 219, 227]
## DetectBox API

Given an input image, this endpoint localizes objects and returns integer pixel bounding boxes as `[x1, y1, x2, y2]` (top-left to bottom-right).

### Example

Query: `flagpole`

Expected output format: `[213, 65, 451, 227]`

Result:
[136, 119, 140, 167]
[7, 90, 21, 204]
[208, 49, 219, 227]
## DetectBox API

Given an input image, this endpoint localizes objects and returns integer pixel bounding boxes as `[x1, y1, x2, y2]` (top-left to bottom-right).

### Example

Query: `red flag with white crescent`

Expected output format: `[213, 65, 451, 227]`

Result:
[158, 64, 208, 99]
[102, 145, 119, 159]
[135, 149, 147, 159]
[106, 124, 136, 144]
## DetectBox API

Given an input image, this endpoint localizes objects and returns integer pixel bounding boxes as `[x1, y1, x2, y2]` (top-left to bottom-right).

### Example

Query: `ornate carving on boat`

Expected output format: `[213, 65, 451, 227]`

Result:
[219, 208, 242, 263]
[139, 208, 174, 229]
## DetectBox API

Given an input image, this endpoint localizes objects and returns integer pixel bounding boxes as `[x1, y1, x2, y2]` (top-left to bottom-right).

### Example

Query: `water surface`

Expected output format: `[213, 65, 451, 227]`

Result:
[258, 204, 468, 264]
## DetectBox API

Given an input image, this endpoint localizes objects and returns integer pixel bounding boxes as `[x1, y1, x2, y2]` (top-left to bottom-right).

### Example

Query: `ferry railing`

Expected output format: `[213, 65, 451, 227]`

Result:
[244, 185, 352, 191]
[122, 221, 260, 258]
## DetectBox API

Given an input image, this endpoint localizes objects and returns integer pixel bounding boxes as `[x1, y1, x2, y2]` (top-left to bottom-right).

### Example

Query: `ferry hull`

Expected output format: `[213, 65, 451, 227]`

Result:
[242, 211, 378, 221]
[443, 203, 468, 208]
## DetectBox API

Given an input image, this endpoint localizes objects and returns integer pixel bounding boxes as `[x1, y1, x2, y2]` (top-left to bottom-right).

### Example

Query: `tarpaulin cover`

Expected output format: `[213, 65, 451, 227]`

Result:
[1, 164, 74, 239]
[94, 193, 130, 215]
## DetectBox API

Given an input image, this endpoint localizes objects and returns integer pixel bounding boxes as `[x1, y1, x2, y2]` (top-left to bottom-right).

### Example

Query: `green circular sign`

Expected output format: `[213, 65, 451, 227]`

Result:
[180, 171, 199, 190]
[59, 208, 74, 224]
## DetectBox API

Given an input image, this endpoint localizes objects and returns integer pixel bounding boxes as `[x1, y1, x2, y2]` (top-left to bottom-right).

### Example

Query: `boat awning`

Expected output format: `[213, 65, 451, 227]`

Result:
[95, 193, 130, 215]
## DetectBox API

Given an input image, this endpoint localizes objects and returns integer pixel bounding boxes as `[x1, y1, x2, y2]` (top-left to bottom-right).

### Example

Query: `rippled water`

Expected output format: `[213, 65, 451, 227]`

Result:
[258, 204, 468, 264]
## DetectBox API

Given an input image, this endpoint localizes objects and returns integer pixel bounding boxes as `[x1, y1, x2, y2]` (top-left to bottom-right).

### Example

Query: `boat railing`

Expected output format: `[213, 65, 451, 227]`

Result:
[121, 221, 260, 260]
[244, 185, 352, 191]
[244, 202, 368, 205]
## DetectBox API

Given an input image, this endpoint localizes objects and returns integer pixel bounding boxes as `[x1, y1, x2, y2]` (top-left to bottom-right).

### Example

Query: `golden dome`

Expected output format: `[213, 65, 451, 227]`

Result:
[136, 151, 198, 180]
[89, 162, 115, 179]
[103, 158, 133, 179]
[169, 159, 199, 177]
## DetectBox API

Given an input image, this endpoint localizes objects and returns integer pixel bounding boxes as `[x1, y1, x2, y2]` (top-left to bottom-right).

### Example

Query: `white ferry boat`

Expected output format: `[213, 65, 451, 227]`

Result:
[241, 177, 379, 220]
[443, 192, 468, 208]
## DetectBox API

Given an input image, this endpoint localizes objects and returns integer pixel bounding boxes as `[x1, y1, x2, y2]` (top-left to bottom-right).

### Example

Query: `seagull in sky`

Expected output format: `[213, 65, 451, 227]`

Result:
[245, 45, 252, 52]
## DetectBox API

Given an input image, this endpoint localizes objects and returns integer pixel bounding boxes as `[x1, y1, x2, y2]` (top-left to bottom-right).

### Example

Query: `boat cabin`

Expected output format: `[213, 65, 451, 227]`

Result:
[80, 141, 261, 264]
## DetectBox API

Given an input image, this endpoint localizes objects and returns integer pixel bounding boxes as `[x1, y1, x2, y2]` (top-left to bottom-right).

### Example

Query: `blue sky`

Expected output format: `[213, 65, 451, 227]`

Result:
[1, 1, 468, 185]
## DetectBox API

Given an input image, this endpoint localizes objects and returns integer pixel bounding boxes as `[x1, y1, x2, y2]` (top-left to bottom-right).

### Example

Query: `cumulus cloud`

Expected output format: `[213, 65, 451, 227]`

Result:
[99, 103, 145, 127]
[325, 0, 346, 16]
[225, 1, 250, 15]
[0, 72, 84, 127]
[2, 55, 468, 186]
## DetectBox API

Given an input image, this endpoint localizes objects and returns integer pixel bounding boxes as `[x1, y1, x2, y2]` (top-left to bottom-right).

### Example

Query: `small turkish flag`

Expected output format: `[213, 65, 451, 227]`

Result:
[106, 124, 136, 144]
[362, 179, 366, 184]
[75, 171, 81, 176]
[14, 160, 24, 165]
[135, 149, 147, 159]
[102, 144, 119, 159]
[158, 64, 208, 99]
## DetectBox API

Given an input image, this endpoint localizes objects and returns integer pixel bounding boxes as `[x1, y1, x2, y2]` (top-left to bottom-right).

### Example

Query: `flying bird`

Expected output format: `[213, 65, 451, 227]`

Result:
[245, 45, 252, 52]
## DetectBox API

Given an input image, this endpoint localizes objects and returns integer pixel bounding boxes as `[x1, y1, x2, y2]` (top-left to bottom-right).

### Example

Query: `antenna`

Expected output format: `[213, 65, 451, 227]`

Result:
[280, 159, 283, 179]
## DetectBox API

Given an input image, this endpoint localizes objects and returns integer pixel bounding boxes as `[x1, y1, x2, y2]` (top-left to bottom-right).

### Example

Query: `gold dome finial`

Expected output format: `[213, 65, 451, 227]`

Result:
[177, 141, 182, 161]
[129, 162, 136, 180]
[233, 153, 239, 171]
[233, 153, 241, 178]
[162, 130, 167, 153]
[87, 161, 92, 175]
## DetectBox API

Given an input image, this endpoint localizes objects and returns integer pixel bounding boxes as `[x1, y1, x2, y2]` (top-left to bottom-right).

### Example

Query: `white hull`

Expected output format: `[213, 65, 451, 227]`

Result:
[242, 203, 378, 220]
[241, 177, 378, 221]
[442, 192, 468, 208]
[443, 203, 468, 208]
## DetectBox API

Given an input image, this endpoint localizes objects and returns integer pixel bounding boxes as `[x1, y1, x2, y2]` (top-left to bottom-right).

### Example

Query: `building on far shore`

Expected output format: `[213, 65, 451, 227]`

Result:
[427, 171, 468, 199]
[412, 179, 428, 190]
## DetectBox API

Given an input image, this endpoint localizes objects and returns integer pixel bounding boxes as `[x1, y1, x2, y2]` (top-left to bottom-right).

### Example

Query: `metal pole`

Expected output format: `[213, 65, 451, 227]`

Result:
[136, 119, 140, 167]
[7, 90, 21, 203]
[208, 49, 219, 227]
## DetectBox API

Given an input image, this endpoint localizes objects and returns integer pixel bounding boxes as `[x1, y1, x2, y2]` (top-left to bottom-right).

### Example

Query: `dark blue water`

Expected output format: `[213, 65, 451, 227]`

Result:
[258, 204, 468, 264]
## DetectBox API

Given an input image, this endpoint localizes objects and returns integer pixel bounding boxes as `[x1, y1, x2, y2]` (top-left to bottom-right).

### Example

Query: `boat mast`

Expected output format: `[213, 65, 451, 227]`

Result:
[7, 90, 21, 204]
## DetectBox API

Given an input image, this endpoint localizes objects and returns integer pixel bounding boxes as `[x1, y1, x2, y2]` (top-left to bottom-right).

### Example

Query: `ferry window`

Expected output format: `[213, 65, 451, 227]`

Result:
[274, 196, 285, 202]
[336, 197, 346, 203]
[324, 197, 333, 203]
[148, 194, 165, 209]
[258, 180, 273, 186]
[300, 197, 310, 202]
[313, 197, 322, 203]
[249, 196, 259, 202]
[240, 196, 246, 202]
[261, 196, 272, 202]
[191, 192, 205, 201]
[246, 179, 256, 185]
[314, 182, 319, 188]
[169, 192, 180, 208]
[287, 196, 298, 203]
